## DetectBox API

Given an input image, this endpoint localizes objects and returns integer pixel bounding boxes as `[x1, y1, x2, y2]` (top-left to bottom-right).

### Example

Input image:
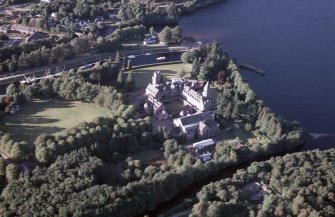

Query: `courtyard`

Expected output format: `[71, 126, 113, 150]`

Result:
[164, 98, 185, 116]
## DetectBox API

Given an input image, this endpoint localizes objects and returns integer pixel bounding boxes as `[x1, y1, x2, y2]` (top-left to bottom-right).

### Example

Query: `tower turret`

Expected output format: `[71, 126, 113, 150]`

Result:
[202, 82, 210, 98]
[152, 71, 161, 86]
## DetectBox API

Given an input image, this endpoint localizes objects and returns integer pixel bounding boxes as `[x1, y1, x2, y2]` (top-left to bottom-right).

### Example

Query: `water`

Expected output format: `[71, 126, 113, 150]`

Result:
[180, 0, 335, 149]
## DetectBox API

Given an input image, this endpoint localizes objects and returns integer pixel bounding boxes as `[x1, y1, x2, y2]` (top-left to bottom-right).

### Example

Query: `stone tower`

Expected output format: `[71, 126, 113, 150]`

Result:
[152, 71, 161, 86]
[202, 82, 210, 98]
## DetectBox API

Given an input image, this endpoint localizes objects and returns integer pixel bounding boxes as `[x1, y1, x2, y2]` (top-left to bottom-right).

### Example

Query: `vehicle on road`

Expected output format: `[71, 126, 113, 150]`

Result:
[156, 56, 166, 61]
[128, 55, 136, 59]
[79, 63, 94, 70]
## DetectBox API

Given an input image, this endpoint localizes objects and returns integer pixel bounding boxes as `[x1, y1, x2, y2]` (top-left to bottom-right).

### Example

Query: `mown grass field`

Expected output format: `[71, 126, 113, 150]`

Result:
[0, 99, 111, 144]
[124, 63, 192, 89]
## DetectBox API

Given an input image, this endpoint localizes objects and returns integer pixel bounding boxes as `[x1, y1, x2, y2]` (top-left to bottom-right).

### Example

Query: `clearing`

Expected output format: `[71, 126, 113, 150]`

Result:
[131, 149, 165, 164]
[0, 99, 111, 144]
[124, 63, 192, 89]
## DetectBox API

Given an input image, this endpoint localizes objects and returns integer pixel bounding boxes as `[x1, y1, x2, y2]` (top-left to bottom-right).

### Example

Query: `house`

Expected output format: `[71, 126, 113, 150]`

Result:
[198, 152, 212, 162]
[144, 71, 219, 140]
[144, 96, 170, 120]
[181, 81, 211, 111]
[145, 71, 212, 112]
[173, 111, 219, 140]
[192, 138, 215, 149]
[241, 181, 272, 204]
[143, 35, 159, 45]
[193, 139, 216, 162]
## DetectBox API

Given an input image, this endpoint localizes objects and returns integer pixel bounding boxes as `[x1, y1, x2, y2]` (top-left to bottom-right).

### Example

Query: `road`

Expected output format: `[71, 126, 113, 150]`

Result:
[0, 46, 189, 85]
[166, 209, 192, 217]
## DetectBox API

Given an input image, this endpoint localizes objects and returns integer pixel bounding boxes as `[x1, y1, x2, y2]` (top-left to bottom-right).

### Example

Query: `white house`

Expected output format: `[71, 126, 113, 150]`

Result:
[192, 139, 215, 149]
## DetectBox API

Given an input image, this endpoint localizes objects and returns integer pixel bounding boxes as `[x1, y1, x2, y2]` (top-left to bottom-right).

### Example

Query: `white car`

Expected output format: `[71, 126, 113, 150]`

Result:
[156, 56, 166, 61]
[145, 53, 152, 56]
[80, 63, 94, 70]
[128, 55, 136, 59]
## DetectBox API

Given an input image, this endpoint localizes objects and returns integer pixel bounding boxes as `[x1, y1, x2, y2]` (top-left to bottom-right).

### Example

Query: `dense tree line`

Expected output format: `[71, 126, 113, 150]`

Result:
[0, 132, 33, 161]
[0, 33, 121, 74]
[0, 140, 184, 216]
[0, 36, 57, 73]
[96, 35, 121, 53]
[181, 42, 230, 80]
[111, 25, 146, 42]
[0, 140, 228, 217]
[181, 43, 305, 154]
[190, 149, 335, 217]
[180, 0, 226, 14]
[2, 70, 130, 162]
[34, 113, 151, 164]
[0, 35, 91, 74]
[18, 0, 115, 28]
[215, 59, 305, 152]
[159, 25, 182, 45]
[118, 1, 180, 26]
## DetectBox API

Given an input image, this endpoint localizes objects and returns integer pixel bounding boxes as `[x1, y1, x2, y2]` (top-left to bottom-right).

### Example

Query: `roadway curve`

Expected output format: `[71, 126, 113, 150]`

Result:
[0, 46, 188, 87]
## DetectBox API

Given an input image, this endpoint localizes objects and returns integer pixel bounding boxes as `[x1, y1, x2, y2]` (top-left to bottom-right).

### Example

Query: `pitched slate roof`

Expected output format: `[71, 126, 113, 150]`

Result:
[179, 111, 214, 126]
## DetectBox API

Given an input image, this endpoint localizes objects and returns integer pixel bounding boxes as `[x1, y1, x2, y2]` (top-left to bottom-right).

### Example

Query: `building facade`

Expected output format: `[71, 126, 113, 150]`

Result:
[144, 71, 219, 140]
[144, 71, 212, 115]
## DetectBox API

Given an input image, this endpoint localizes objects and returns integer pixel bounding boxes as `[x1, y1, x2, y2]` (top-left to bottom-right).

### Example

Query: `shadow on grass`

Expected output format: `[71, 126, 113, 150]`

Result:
[0, 99, 76, 144]
[4, 124, 66, 144]
[124, 69, 179, 89]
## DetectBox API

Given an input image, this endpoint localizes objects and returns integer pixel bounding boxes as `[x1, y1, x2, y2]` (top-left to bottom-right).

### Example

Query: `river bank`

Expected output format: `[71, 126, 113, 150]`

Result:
[141, 142, 306, 216]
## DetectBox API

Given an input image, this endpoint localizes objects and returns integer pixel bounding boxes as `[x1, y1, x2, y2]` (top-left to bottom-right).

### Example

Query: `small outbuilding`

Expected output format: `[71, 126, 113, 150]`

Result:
[192, 139, 215, 149]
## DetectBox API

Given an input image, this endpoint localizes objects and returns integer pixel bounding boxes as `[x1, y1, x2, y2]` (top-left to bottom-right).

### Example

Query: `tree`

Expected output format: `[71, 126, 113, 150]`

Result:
[177, 69, 186, 78]
[245, 123, 252, 132]
[124, 71, 135, 91]
[217, 71, 225, 84]
[115, 51, 121, 64]
[245, 89, 256, 104]
[149, 26, 155, 35]
[70, 37, 89, 53]
[117, 71, 124, 88]
[6, 164, 19, 182]
[191, 58, 201, 78]
[171, 26, 182, 44]
[36, 19, 45, 29]
[10, 142, 28, 160]
[127, 59, 132, 70]
[6, 83, 17, 96]
[159, 26, 172, 45]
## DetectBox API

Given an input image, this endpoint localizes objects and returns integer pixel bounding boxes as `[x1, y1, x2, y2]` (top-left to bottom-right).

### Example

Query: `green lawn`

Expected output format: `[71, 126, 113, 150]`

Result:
[217, 128, 253, 143]
[131, 150, 164, 163]
[0, 99, 111, 144]
[124, 63, 192, 89]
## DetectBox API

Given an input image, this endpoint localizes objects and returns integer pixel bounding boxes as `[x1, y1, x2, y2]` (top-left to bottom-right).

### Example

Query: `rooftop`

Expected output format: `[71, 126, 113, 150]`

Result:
[193, 139, 215, 149]
[178, 111, 214, 127]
